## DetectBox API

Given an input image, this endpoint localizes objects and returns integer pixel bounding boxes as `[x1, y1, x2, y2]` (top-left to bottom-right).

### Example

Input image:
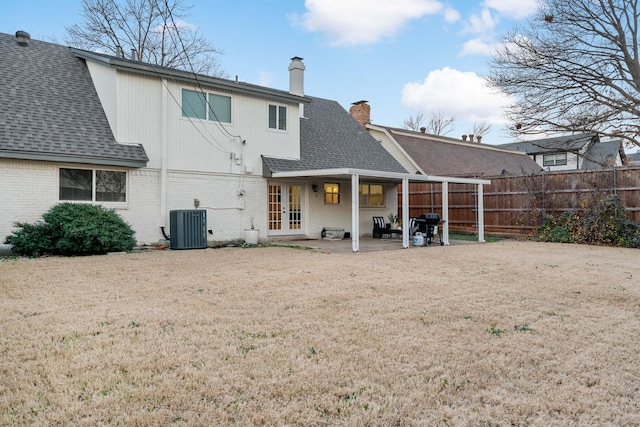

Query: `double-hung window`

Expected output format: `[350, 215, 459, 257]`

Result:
[324, 183, 340, 204]
[359, 184, 385, 207]
[543, 153, 567, 167]
[59, 168, 127, 202]
[268, 104, 287, 130]
[182, 89, 232, 123]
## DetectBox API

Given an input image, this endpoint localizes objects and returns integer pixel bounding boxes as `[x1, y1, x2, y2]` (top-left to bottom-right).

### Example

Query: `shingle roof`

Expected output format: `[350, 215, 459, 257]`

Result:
[263, 97, 407, 174]
[0, 32, 148, 167]
[583, 139, 624, 169]
[499, 133, 596, 154]
[378, 127, 541, 177]
[499, 133, 625, 169]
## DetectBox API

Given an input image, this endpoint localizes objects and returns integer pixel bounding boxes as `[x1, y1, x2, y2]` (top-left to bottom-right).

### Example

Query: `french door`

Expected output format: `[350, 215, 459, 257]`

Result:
[268, 182, 303, 235]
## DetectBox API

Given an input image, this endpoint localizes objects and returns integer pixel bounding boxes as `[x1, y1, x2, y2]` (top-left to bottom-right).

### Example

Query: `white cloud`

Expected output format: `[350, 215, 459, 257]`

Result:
[443, 7, 460, 23]
[460, 38, 499, 56]
[483, 0, 538, 20]
[291, 0, 444, 46]
[464, 8, 499, 35]
[401, 67, 513, 126]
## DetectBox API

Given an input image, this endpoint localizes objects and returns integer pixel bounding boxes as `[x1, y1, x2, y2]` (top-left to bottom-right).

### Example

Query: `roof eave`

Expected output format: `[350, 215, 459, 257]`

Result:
[270, 167, 491, 185]
[0, 151, 148, 168]
[72, 48, 312, 105]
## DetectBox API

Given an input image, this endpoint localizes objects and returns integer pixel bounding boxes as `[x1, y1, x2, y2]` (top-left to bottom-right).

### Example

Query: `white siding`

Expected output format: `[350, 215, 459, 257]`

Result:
[368, 127, 420, 173]
[112, 73, 301, 175]
[86, 61, 119, 137]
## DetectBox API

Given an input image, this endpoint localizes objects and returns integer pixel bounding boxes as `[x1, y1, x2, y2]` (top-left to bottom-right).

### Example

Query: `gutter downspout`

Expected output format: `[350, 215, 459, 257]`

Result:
[160, 78, 169, 235]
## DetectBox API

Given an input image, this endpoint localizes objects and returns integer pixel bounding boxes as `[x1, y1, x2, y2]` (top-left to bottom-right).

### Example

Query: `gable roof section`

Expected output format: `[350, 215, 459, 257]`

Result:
[0, 32, 148, 167]
[583, 139, 625, 169]
[374, 126, 541, 177]
[499, 133, 596, 155]
[263, 97, 407, 175]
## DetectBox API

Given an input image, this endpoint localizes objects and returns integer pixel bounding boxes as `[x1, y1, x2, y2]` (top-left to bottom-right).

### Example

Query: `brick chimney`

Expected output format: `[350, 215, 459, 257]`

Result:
[349, 100, 370, 127]
[420, 127, 426, 134]
[477, 135, 482, 143]
[288, 56, 305, 96]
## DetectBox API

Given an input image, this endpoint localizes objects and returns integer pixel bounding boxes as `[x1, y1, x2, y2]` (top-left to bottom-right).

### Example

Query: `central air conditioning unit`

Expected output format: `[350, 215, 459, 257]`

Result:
[169, 210, 207, 250]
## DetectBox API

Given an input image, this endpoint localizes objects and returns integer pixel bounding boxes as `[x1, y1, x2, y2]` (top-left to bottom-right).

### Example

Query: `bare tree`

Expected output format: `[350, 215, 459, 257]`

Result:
[65, 0, 225, 77]
[403, 111, 456, 135]
[488, 0, 640, 149]
[426, 111, 456, 136]
[402, 113, 425, 131]
[472, 121, 492, 138]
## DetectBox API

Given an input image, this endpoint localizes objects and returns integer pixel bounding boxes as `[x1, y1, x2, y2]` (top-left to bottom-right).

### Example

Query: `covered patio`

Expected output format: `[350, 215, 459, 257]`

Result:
[269, 168, 491, 252]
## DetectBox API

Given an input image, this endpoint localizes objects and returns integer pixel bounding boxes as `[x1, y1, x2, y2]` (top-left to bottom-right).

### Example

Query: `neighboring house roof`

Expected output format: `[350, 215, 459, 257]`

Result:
[0, 32, 148, 168]
[499, 133, 625, 169]
[582, 139, 625, 169]
[500, 133, 596, 155]
[262, 97, 407, 175]
[371, 125, 542, 177]
[629, 152, 640, 165]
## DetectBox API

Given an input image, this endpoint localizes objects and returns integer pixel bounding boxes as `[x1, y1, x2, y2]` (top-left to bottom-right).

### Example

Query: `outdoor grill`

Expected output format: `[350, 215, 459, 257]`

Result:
[415, 213, 444, 246]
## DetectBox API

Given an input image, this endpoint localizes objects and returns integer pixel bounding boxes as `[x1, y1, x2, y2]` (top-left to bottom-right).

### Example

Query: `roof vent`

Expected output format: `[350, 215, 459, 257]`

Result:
[15, 30, 31, 46]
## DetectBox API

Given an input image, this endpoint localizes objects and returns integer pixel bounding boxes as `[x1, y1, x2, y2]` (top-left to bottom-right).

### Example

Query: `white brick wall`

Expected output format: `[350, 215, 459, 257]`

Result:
[1, 160, 269, 246]
[0, 160, 59, 241]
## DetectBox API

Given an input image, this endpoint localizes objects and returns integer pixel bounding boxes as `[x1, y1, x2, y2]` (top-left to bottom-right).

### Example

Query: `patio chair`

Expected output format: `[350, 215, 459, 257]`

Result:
[372, 216, 391, 239]
[408, 217, 419, 235]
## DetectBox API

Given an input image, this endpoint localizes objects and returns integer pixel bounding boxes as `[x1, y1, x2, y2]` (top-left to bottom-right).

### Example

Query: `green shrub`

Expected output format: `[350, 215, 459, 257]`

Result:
[4, 203, 136, 256]
[539, 195, 640, 248]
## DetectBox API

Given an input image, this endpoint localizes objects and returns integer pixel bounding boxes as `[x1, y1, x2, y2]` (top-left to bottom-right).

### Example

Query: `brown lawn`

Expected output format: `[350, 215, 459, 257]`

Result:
[1, 240, 639, 426]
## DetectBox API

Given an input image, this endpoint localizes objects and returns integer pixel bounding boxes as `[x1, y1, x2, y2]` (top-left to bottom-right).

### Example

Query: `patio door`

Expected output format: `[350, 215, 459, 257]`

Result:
[268, 182, 303, 235]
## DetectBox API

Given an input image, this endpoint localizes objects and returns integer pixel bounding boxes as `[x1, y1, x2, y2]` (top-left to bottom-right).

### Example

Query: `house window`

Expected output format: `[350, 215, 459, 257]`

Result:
[59, 168, 126, 202]
[359, 184, 385, 207]
[268, 104, 287, 130]
[543, 153, 567, 166]
[182, 89, 206, 119]
[182, 89, 232, 123]
[208, 93, 231, 123]
[324, 183, 340, 204]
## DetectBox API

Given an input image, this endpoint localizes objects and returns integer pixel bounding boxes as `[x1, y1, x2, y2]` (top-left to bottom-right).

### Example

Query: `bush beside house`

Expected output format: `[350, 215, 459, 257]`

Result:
[4, 203, 136, 256]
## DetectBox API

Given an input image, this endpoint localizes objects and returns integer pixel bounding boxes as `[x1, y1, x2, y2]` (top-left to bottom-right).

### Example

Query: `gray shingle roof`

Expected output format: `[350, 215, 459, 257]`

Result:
[583, 139, 624, 169]
[379, 126, 541, 177]
[263, 97, 407, 174]
[499, 133, 596, 154]
[0, 32, 148, 167]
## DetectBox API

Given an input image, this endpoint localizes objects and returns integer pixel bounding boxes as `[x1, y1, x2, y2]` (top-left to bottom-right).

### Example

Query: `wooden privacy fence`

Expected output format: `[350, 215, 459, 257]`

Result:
[399, 166, 640, 236]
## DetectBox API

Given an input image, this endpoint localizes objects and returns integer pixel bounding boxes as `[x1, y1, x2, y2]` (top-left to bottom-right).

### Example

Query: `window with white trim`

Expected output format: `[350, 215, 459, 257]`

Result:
[59, 168, 127, 202]
[359, 183, 385, 207]
[543, 153, 567, 166]
[181, 89, 232, 123]
[268, 104, 287, 130]
[324, 183, 340, 204]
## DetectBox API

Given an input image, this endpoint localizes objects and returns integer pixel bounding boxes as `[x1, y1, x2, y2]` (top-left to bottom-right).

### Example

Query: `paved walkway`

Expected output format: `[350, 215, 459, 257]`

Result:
[271, 236, 479, 254]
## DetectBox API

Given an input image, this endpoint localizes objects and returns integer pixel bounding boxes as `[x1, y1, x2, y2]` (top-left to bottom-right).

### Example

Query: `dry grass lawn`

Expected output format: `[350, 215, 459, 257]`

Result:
[1, 240, 639, 426]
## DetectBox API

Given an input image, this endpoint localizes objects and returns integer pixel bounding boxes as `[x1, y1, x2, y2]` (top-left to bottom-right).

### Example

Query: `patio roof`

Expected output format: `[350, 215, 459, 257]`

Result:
[270, 168, 491, 252]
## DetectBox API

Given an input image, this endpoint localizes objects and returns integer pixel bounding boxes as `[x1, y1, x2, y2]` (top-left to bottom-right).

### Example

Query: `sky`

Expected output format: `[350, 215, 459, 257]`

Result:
[0, 0, 542, 145]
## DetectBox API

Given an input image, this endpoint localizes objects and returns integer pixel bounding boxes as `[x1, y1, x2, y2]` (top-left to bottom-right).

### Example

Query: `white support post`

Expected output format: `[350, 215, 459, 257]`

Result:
[402, 177, 409, 248]
[442, 181, 449, 245]
[478, 183, 486, 243]
[351, 174, 360, 252]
